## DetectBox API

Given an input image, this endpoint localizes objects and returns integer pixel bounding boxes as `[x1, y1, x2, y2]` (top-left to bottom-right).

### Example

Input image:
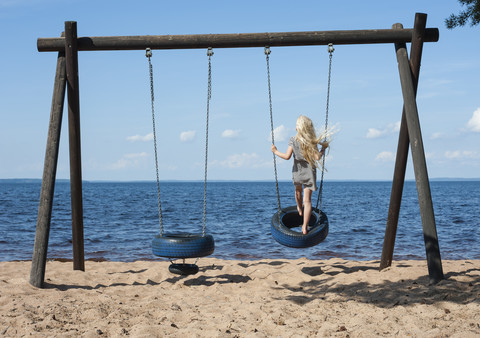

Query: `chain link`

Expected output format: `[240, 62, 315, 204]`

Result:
[202, 47, 213, 236]
[265, 47, 282, 214]
[146, 48, 164, 235]
[316, 43, 334, 211]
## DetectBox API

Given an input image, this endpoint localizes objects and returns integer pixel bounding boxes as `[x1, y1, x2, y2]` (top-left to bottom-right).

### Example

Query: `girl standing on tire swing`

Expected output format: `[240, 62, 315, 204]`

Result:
[271, 115, 330, 235]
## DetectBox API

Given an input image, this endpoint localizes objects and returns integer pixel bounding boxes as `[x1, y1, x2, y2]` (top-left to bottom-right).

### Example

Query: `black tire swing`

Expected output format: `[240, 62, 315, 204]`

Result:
[265, 44, 334, 248]
[146, 48, 215, 275]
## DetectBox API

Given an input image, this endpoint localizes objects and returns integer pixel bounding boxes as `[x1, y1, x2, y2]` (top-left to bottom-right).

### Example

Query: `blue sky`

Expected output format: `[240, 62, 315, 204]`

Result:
[0, 0, 479, 181]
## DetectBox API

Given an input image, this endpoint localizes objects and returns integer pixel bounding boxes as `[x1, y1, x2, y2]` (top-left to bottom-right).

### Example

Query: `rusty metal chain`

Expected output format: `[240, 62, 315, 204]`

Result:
[265, 46, 282, 215]
[316, 43, 334, 211]
[202, 47, 213, 236]
[146, 48, 164, 235]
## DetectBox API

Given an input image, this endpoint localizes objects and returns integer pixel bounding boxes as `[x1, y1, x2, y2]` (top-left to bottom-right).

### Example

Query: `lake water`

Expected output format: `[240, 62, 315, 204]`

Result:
[1, 180, 479, 262]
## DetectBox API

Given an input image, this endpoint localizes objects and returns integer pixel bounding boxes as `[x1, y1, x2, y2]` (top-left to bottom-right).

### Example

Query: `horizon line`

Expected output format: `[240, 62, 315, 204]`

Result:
[2, 177, 480, 183]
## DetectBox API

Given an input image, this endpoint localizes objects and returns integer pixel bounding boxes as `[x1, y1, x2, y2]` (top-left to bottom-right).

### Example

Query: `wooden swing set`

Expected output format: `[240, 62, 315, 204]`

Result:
[30, 12, 444, 288]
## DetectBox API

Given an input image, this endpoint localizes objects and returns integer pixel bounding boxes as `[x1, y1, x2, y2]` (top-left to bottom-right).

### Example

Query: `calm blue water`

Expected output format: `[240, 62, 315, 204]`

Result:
[1, 181, 479, 262]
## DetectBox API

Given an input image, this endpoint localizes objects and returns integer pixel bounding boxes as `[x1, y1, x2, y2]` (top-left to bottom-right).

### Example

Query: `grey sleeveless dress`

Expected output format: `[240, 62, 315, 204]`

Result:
[289, 137, 317, 191]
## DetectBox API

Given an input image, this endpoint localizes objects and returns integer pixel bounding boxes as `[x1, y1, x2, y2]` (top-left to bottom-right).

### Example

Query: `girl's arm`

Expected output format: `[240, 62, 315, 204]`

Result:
[271, 144, 293, 160]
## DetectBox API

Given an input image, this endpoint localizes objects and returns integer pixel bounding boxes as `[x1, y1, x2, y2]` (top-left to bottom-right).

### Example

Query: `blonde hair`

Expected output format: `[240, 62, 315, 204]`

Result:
[295, 115, 331, 169]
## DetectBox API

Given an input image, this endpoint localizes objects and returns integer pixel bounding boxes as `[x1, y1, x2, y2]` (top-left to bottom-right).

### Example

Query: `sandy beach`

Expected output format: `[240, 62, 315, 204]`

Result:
[1, 258, 479, 337]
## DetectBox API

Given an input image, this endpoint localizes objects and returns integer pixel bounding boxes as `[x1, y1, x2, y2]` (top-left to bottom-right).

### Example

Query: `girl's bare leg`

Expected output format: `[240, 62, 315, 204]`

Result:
[295, 185, 303, 217]
[302, 188, 313, 235]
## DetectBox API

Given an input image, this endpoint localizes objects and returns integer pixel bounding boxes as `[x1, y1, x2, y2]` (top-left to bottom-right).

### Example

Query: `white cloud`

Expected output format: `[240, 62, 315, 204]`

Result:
[375, 151, 396, 162]
[124, 152, 148, 159]
[180, 130, 196, 142]
[271, 125, 288, 142]
[430, 132, 445, 140]
[393, 121, 402, 132]
[221, 129, 241, 139]
[110, 152, 148, 170]
[467, 107, 480, 132]
[366, 128, 384, 139]
[445, 151, 460, 159]
[126, 133, 153, 142]
[218, 153, 270, 169]
[366, 121, 400, 139]
[444, 150, 480, 160]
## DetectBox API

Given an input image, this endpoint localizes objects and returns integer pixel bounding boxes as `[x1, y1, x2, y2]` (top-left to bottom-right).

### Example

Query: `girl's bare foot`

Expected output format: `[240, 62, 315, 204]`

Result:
[302, 225, 308, 235]
[297, 206, 303, 217]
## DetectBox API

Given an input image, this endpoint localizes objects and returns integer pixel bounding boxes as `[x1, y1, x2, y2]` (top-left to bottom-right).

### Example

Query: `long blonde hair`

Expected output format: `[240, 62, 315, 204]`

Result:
[295, 115, 330, 169]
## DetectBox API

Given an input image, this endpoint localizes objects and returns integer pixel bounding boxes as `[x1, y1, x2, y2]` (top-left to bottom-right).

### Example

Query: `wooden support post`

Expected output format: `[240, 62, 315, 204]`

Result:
[65, 21, 85, 271]
[29, 36, 67, 288]
[394, 30, 444, 283]
[380, 14, 427, 270]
